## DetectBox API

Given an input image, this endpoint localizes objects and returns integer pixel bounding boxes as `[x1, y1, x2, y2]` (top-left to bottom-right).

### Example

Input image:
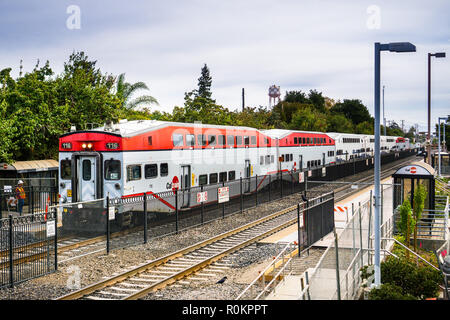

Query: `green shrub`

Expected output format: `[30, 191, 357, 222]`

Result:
[368, 283, 416, 300]
[380, 257, 441, 299]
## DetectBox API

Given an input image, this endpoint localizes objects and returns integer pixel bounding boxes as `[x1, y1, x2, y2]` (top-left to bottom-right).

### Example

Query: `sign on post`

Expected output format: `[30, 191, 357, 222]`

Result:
[197, 191, 208, 203]
[108, 206, 115, 221]
[218, 187, 229, 204]
[47, 220, 56, 237]
[299, 172, 305, 183]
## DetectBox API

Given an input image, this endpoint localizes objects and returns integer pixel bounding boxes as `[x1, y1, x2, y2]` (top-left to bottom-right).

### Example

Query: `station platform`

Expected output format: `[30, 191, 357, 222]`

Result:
[260, 177, 394, 300]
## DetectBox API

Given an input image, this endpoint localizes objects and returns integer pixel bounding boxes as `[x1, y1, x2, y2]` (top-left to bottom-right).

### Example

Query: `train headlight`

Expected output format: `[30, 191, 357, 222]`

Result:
[87, 143, 93, 149]
[82, 143, 87, 149]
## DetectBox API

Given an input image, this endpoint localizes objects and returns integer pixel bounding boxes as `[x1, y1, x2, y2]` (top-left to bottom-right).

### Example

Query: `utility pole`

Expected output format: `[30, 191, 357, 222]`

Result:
[401, 120, 405, 133]
[383, 86, 387, 136]
[242, 88, 245, 112]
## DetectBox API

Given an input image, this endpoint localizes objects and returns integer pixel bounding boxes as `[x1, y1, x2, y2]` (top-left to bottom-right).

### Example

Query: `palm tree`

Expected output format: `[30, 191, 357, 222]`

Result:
[115, 73, 159, 110]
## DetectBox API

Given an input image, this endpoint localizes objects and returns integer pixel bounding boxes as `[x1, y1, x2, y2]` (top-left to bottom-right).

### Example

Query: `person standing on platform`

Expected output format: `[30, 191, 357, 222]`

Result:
[15, 180, 26, 216]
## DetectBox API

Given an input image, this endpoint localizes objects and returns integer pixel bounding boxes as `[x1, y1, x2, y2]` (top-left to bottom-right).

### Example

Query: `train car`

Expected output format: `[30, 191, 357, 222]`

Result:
[327, 133, 370, 162]
[261, 129, 336, 171]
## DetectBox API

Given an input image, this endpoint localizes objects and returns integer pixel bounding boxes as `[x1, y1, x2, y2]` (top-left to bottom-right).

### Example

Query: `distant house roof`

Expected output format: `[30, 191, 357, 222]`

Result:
[0, 160, 59, 173]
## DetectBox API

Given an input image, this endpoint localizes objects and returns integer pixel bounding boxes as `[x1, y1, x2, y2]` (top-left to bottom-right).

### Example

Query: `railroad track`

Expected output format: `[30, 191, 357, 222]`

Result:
[56, 194, 334, 300]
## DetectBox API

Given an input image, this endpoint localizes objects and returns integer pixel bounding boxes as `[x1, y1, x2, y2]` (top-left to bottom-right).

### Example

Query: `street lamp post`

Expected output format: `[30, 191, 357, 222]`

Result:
[374, 42, 416, 288]
[427, 52, 446, 165]
[383, 86, 387, 136]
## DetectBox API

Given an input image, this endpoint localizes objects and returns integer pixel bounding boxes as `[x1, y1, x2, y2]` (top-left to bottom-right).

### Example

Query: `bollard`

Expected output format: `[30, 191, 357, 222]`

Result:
[175, 190, 179, 234]
[54, 207, 58, 271]
[268, 174, 271, 202]
[201, 185, 204, 225]
[255, 175, 258, 207]
[106, 196, 110, 255]
[240, 177, 243, 213]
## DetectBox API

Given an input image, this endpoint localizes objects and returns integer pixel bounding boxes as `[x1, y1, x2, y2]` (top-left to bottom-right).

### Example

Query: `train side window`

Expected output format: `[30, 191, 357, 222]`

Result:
[251, 136, 256, 145]
[199, 175, 208, 186]
[127, 165, 141, 182]
[294, 137, 298, 144]
[218, 135, 225, 146]
[264, 138, 269, 145]
[61, 160, 72, 180]
[160, 163, 168, 177]
[186, 134, 195, 146]
[265, 155, 270, 165]
[271, 155, 274, 163]
[82, 160, 91, 181]
[197, 134, 206, 146]
[236, 136, 243, 145]
[172, 134, 184, 147]
[228, 171, 236, 181]
[219, 172, 227, 183]
[227, 135, 234, 146]
[105, 160, 121, 180]
[209, 173, 218, 184]
[145, 164, 158, 179]
[260, 156, 264, 165]
[208, 135, 216, 146]
[148, 136, 152, 146]
[244, 136, 250, 145]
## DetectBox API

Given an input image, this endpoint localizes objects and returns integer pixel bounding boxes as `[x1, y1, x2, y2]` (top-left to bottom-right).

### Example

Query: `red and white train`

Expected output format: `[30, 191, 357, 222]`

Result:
[58, 120, 410, 216]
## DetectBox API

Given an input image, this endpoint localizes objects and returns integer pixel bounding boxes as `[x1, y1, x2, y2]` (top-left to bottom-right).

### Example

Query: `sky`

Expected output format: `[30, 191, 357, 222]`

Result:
[1, 0, 449, 132]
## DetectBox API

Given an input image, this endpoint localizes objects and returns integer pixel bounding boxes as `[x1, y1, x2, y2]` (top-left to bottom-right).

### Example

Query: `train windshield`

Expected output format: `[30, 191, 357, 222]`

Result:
[105, 160, 121, 180]
[61, 160, 71, 180]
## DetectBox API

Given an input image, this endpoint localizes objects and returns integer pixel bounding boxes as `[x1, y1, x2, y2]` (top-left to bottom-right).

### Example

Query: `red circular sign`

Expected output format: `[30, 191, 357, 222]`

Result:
[172, 176, 180, 193]
[410, 167, 417, 174]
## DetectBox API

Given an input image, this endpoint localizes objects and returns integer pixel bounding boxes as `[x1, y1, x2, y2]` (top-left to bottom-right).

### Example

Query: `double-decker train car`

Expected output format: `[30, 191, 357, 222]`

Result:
[58, 120, 411, 230]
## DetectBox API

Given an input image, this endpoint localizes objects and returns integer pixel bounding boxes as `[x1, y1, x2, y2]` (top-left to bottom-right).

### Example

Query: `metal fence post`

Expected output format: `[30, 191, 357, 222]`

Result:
[359, 202, 363, 268]
[222, 181, 225, 219]
[30, 186, 34, 215]
[240, 177, 243, 213]
[106, 196, 110, 255]
[175, 190, 179, 233]
[291, 170, 294, 195]
[54, 207, 58, 271]
[297, 203, 301, 257]
[255, 175, 258, 207]
[280, 171, 283, 198]
[9, 214, 14, 288]
[201, 185, 204, 225]
[268, 174, 271, 202]
[143, 192, 148, 244]
[333, 227, 341, 300]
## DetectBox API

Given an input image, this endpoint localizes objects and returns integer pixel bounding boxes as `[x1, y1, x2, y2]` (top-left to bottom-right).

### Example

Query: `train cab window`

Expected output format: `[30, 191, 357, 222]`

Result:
[228, 171, 236, 181]
[145, 164, 158, 179]
[199, 175, 208, 186]
[61, 160, 71, 180]
[219, 172, 227, 183]
[105, 160, 121, 180]
[186, 134, 195, 147]
[251, 136, 257, 145]
[127, 165, 142, 182]
[218, 135, 225, 146]
[236, 136, 243, 145]
[82, 160, 91, 181]
[160, 163, 168, 177]
[227, 135, 234, 146]
[209, 173, 218, 184]
[172, 134, 184, 147]
[208, 135, 216, 146]
[197, 134, 206, 146]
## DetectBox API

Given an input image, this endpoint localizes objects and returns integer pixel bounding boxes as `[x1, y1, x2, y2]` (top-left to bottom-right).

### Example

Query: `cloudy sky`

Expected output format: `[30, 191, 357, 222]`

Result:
[1, 0, 449, 132]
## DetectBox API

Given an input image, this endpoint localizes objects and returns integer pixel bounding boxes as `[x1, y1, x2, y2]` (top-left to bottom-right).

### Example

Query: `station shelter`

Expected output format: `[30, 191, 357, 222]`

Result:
[0, 160, 58, 190]
[392, 161, 435, 211]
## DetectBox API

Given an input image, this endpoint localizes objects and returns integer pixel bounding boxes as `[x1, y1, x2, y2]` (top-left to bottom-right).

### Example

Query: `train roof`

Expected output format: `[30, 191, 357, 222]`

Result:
[261, 129, 328, 139]
[71, 120, 260, 138]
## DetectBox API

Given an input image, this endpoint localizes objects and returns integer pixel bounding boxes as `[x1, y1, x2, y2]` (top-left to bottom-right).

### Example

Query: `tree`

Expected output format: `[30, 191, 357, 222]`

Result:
[331, 99, 373, 125]
[398, 199, 415, 260]
[412, 184, 427, 252]
[289, 106, 328, 132]
[196, 64, 213, 100]
[114, 73, 158, 110]
[326, 114, 354, 133]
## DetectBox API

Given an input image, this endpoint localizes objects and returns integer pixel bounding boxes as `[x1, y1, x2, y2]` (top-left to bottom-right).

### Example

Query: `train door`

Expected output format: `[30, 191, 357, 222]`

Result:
[245, 160, 251, 193]
[180, 165, 191, 207]
[77, 156, 97, 202]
